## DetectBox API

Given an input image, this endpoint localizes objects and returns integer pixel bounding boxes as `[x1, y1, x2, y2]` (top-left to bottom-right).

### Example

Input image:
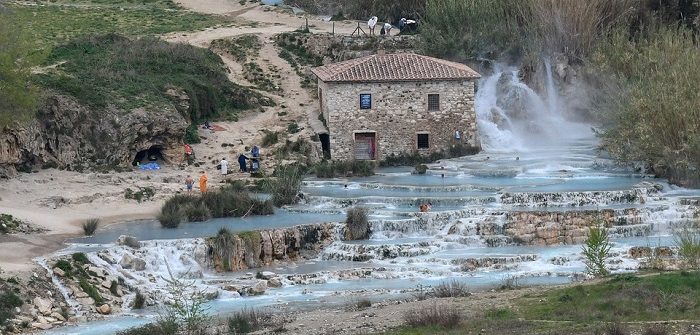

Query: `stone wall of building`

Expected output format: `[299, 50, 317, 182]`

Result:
[319, 79, 479, 161]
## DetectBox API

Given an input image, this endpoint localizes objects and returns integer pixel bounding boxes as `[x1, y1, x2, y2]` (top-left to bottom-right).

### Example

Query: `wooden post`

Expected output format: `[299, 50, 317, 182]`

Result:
[305, 18, 309, 32]
[332, 21, 335, 35]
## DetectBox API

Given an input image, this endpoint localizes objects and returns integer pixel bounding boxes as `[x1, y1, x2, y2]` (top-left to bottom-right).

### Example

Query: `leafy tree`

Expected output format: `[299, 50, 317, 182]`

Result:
[0, 4, 38, 127]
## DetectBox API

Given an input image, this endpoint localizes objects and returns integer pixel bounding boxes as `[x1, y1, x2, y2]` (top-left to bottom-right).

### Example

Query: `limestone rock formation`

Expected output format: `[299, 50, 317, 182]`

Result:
[208, 223, 338, 272]
[0, 93, 188, 176]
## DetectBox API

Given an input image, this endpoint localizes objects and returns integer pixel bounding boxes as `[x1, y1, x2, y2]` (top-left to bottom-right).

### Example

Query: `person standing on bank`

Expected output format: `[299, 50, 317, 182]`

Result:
[185, 175, 194, 193]
[199, 171, 208, 194]
[220, 157, 228, 175]
[238, 153, 249, 172]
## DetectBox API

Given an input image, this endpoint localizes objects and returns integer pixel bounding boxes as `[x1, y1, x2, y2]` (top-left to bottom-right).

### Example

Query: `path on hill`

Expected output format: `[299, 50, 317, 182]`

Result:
[164, 0, 354, 175]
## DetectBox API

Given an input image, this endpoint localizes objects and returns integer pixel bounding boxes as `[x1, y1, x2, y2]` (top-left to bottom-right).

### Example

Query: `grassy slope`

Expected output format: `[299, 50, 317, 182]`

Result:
[8, 0, 231, 53]
[34, 34, 271, 121]
[9, 0, 270, 123]
[387, 272, 700, 335]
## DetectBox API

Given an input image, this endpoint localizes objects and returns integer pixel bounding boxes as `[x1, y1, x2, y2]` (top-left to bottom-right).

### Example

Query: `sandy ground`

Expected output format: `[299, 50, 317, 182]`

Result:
[0, 0, 361, 275]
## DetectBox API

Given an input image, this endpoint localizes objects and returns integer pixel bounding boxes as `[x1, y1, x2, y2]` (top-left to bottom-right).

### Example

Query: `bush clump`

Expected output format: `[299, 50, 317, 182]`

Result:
[71, 252, 89, 264]
[0, 214, 27, 234]
[266, 164, 304, 207]
[261, 130, 279, 147]
[157, 188, 273, 228]
[345, 207, 370, 240]
[117, 322, 177, 335]
[403, 304, 460, 329]
[0, 291, 23, 326]
[132, 291, 146, 309]
[82, 218, 99, 236]
[182, 202, 211, 222]
[228, 308, 274, 334]
[433, 280, 470, 298]
[413, 164, 428, 175]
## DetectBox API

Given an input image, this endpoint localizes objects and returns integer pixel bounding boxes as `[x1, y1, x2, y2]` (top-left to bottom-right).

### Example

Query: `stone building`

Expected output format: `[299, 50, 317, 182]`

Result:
[311, 52, 481, 161]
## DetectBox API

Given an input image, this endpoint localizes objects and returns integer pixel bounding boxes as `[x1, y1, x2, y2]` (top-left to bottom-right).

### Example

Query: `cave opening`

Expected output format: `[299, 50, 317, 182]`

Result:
[132, 145, 164, 166]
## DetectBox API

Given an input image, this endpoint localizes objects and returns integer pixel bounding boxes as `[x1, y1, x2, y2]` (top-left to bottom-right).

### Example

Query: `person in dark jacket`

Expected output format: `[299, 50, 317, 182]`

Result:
[238, 153, 249, 172]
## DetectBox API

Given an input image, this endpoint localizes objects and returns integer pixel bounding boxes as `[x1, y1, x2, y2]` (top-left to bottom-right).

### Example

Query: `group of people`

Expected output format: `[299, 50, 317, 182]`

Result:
[185, 171, 208, 194]
[368, 16, 417, 36]
[183, 145, 262, 194]
[237, 145, 260, 173]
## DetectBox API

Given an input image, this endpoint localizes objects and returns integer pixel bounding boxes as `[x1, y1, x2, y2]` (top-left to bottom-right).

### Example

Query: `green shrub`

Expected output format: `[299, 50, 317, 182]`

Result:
[355, 299, 371, 310]
[184, 124, 201, 144]
[433, 280, 470, 298]
[159, 188, 273, 227]
[71, 252, 89, 264]
[582, 221, 611, 277]
[287, 123, 301, 134]
[158, 194, 199, 228]
[213, 228, 237, 271]
[210, 35, 261, 62]
[267, 164, 303, 207]
[117, 322, 177, 335]
[157, 209, 183, 229]
[109, 280, 119, 295]
[79, 278, 103, 305]
[673, 222, 700, 269]
[82, 218, 99, 236]
[132, 291, 146, 309]
[228, 308, 273, 334]
[414, 164, 428, 175]
[403, 304, 460, 329]
[124, 187, 156, 203]
[0, 291, 23, 326]
[345, 207, 370, 240]
[54, 259, 73, 277]
[0, 214, 26, 235]
[182, 202, 211, 222]
[261, 130, 280, 147]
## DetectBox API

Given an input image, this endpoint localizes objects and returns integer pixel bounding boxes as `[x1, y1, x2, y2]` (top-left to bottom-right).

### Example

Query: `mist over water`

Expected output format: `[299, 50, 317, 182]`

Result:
[475, 60, 593, 153]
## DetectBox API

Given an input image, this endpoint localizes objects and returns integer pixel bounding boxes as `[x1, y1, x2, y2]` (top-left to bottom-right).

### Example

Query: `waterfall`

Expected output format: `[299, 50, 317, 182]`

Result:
[543, 58, 560, 115]
[475, 62, 592, 152]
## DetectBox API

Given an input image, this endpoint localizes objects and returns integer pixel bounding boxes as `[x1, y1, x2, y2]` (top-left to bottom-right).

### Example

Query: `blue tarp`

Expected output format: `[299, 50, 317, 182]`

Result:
[139, 162, 160, 170]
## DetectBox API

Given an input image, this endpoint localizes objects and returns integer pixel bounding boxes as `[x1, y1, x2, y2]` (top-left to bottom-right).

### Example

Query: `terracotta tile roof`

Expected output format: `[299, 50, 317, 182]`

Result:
[311, 53, 480, 83]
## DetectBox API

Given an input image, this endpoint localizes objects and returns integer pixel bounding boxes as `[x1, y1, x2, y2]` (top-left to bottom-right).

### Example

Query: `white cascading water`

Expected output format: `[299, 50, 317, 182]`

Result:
[475, 60, 592, 152]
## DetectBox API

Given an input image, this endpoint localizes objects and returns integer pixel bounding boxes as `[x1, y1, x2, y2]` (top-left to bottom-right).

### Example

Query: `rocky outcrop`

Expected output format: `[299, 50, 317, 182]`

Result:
[503, 209, 642, 245]
[0, 93, 189, 176]
[207, 223, 338, 272]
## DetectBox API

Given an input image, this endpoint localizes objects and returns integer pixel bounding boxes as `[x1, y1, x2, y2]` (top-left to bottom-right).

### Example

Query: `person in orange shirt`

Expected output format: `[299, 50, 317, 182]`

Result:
[199, 171, 208, 193]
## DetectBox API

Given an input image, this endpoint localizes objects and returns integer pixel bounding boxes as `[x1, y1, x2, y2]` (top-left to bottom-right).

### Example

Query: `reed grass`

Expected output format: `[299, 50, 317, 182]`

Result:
[82, 218, 99, 236]
[593, 25, 700, 186]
